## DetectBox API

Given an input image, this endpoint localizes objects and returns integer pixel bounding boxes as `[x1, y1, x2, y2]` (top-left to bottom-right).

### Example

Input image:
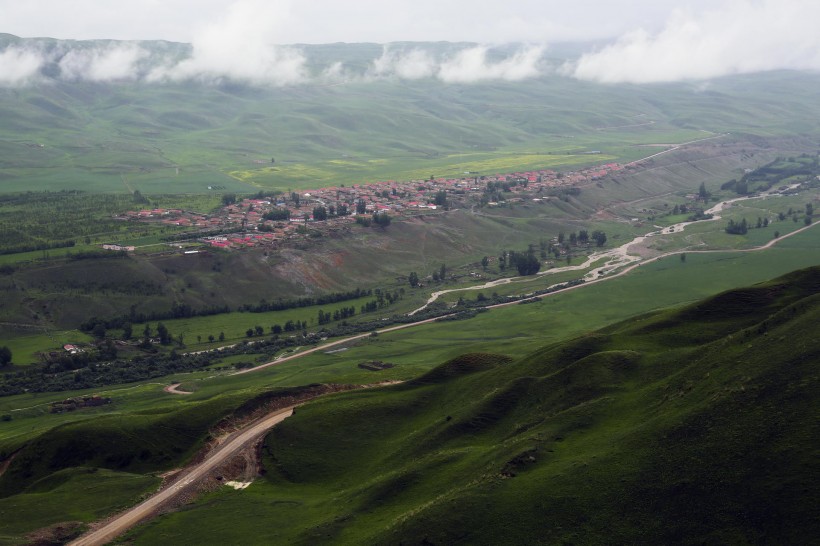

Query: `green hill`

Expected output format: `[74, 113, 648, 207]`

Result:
[124, 266, 819, 545]
[3, 39, 820, 193]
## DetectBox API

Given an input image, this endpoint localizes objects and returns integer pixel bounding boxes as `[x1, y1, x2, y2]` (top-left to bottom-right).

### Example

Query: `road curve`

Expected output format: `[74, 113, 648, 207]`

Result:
[69, 407, 295, 546]
[234, 219, 819, 377]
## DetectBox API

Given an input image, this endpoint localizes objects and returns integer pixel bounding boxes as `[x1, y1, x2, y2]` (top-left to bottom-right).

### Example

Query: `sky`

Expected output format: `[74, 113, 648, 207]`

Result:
[1, 0, 819, 85]
[0, 0, 715, 44]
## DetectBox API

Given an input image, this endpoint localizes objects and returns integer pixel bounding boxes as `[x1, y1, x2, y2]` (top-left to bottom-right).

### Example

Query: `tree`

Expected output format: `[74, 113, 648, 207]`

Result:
[408, 271, 420, 287]
[515, 253, 541, 275]
[481, 256, 489, 270]
[92, 323, 106, 339]
[439, 263, 446, 281]
[264, 208, 290, 221]
[591, 230, 607, 247]
[218, 332, 225, 342]
[557, 231, 565, 244]
[807, 203, 814, 217]
[222, 193, 237, 206]
[725, 218, 748, 235]
[254, 325, 264, 336]
[156, 323, 171, 345]
[291, 192, 301, 207]
[122, 322, 132, 340]
[0, 346, 11, 366]
[208, 334, 215, 343]
[313, 206, 328, 221]
[246, 328, 255, 337]
[680, 253, 686, 263]
[698, 182, 710, 201]
[434, 190, 448, 208]
[372, 213, 392, 227]
[356, 199, 367, 214]
[578, 230, 589, 245]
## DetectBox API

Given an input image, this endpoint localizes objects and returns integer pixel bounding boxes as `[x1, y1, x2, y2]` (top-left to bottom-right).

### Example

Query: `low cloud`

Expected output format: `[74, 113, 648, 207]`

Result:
[570, 0, 820, 83]
[371, 48, 438, 80]
[438, 45, 544, 83]
[0, 46, 44, 86]
[148, 0, 307, 86]
[370, 45, 545, 82]
[58, 43, 147, 82]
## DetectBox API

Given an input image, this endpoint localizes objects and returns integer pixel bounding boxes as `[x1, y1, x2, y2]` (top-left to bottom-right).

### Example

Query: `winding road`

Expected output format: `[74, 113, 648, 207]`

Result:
[69, 407, 295, 546]
[74, 183, 817, 544]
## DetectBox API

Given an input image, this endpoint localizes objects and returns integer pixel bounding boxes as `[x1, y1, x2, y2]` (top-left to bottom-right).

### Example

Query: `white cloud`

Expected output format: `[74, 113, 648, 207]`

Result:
[369, 45, 546, 83]
[58, 43, 148, 82]
[148, 0, 308, 86]
[570, 0, 820, 83]
[438, 45, 545, 83]
[0, 47, 44, 86]
[371, 48, 437, 80]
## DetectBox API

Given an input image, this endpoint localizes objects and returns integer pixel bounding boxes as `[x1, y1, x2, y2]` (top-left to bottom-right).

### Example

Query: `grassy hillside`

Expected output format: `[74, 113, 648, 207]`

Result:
[3, 40, 820, 194]
[124, 266, 820, 545]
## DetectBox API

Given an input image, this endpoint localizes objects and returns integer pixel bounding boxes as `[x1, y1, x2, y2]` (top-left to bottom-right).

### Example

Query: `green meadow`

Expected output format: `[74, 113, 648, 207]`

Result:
[122, 265, 820, 545]
[0, 44, 819, 543]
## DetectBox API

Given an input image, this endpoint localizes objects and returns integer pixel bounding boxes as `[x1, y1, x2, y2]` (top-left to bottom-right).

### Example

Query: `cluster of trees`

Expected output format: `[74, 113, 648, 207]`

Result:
[310, 204, 350, 221]
[432, 264, 447, 282]
[270, 321, 306, 334]
[555, 229, 606, 249]
[723, 209, 810, 235]
[0, 191, 140, 256]
[240, 288, 371, 313]
[721, 155, 820, 195]
[356, 213, 392, 227]
[317, 306, 356, 325]
[263, 208, 290, 221]
[406, 263, 468, 287]
[0, 345, 246, 395]
[725, 218, 749, 235]
[0, 238, 76, 256]
[499, 249, 541, 276]
[408, 271, 420, 287]
[82, 302, 231, 334]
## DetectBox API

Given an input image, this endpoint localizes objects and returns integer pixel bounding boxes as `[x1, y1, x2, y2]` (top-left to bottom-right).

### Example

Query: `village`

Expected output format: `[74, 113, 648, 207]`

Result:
[113, 161, 628, 251]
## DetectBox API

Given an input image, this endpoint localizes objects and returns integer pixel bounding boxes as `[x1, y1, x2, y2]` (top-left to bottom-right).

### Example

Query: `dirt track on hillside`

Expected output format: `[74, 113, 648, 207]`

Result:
[68, 407, 295, 546]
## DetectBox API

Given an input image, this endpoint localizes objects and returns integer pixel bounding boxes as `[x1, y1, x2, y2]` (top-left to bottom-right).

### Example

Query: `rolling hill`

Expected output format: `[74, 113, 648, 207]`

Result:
[114, 266, 820, 545]
[2, 38, 820, 193]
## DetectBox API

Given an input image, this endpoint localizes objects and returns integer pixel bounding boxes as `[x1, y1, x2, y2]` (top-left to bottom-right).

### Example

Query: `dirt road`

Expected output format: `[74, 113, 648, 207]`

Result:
[163, 383, 193, 395]
[68, 407, 295, 546]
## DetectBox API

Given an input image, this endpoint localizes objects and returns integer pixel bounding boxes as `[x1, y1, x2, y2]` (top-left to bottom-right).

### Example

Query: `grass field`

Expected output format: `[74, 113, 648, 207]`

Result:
[2, 47, 820, 541]
[4, 64, 820, 194]
[121, 265, 820, 545]
[0, 221, 816, 542]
